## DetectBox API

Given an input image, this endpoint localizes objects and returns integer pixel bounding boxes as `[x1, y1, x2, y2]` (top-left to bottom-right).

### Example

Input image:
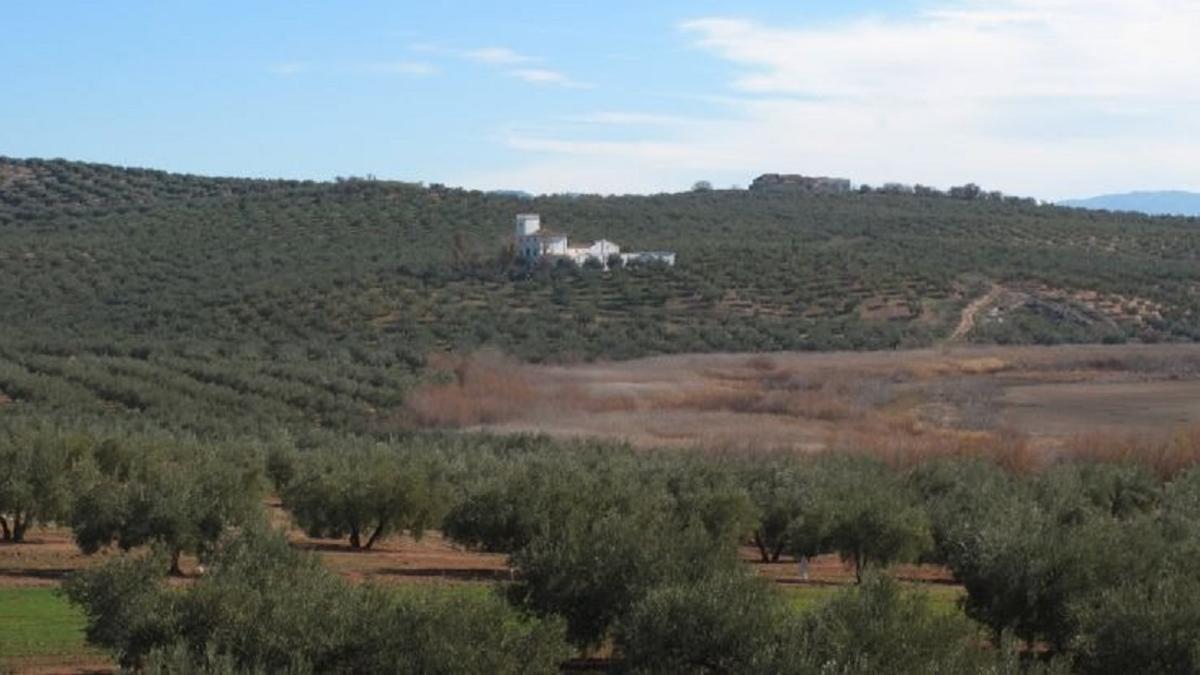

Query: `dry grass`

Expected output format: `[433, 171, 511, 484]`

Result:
[1058, 425, 1200, 479]
[405, 345, 1200, 466]
[652, 379, 860, 422]
[406, 350, 537, 427]
[827, 421, 1043, 473]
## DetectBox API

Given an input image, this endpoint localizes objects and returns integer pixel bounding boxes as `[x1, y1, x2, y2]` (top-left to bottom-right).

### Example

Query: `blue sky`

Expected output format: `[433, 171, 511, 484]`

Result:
[3, 1, 1198, 199]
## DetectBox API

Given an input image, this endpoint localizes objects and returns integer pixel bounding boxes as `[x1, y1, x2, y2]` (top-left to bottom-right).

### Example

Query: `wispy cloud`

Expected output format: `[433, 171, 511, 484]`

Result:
[509, 68, 591, 88]
[413, 43, 588, 88]
[367, 61, 437, 77]
[469, 0, 1200, 198]
[463, 47, 535, 65]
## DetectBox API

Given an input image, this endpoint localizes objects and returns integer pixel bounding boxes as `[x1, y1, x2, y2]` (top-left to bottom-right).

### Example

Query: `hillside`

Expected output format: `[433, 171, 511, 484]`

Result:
[1061, 191, 1200, 217]
[2, 156, 1200, 435]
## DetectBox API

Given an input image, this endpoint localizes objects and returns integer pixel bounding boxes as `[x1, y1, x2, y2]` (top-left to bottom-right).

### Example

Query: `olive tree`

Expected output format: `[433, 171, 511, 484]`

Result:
[282, 444, 446, 550]
[822, 486, 931, 583]
[70, 441, 264, 574]
[0, 425, 87, 542]
[1068, 574, 1200, 675]
[790, 574, 1060, 675]
[616, 569, 792, 674]
[508, 509, 737, 650]
[743, 459, 817, 562]
[442, 459, 597, 554]
[788, 458, 931, 582]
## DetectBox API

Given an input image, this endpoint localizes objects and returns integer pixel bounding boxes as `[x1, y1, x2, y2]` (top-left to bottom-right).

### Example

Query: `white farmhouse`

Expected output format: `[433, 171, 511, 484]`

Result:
[513, 214, 675, 268]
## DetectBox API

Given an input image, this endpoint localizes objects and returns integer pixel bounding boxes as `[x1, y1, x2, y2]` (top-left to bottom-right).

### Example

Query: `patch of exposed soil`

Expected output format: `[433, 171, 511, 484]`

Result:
[0, 529, 112, 588]
[3, 655, 115, 675]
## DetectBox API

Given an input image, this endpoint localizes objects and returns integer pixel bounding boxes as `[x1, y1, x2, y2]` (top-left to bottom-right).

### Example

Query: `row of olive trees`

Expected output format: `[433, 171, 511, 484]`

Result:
[64, 525, 571, 675]
[431, 445, 1200, 673]
[911, 459, 1200, 672]
[67, 522, 1051, 675]
[8, 422, 1200, 672]
[0, 421, 266, 574]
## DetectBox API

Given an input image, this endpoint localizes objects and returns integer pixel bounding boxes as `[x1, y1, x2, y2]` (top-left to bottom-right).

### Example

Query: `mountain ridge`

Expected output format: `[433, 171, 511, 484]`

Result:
[1060, 191, 1200, 217]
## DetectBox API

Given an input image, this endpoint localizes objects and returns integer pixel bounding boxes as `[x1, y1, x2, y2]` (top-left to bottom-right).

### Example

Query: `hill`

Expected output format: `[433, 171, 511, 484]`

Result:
[1060, 191, 1200, 217]
[2, 156, 1200, 435]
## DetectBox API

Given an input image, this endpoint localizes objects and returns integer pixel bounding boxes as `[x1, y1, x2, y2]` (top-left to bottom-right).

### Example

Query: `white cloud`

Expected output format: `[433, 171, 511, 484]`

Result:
[368, 61, 437, 76]
[423, 45, 590, 88]
[509, 68, 591, 88]
[680, 3, 1200, 102]
[464, 46, 535, 65]
[475, 0, 1200, 198]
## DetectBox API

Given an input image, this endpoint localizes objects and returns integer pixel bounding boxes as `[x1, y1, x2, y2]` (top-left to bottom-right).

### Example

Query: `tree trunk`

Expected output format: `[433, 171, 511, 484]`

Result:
[752, 530, 770, 563]
[11, 513, 26, 543]
[348, 525, 362, 550]
[169, 549, 184, 577]
[362, 521, 386, 547]
[0, 515, 10, 542]
[854, 550, 864, 584]
[771, 541, 786, 563]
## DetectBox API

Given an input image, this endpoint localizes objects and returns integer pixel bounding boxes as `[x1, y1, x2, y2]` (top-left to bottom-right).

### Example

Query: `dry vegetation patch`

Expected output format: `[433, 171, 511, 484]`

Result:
[405, 351, 537, 427]
[1058, 425, 1200, 479]
[413, 345, 1200, 471]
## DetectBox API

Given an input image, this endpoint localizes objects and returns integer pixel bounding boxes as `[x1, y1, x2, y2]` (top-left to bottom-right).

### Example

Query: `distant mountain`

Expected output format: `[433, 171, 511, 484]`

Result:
[1060, 191, 1200, 217]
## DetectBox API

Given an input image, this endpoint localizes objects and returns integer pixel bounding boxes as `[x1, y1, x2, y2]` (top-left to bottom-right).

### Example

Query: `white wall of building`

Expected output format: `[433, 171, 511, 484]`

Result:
[621, 251, 676, 266]
[515, 214, 541, 237]
[514, 214, 674, 268]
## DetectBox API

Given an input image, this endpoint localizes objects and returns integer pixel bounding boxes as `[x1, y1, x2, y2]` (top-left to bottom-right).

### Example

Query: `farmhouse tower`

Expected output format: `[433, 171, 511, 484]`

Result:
[515, 213, 541, 237]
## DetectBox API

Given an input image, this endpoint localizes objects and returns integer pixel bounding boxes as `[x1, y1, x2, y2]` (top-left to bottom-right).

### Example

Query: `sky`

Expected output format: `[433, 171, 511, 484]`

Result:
[3, 1, 1198, 200]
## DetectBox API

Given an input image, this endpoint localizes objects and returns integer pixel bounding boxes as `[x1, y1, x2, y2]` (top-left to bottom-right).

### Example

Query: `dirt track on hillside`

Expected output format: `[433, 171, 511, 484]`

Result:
[948, 284, 1003, 342]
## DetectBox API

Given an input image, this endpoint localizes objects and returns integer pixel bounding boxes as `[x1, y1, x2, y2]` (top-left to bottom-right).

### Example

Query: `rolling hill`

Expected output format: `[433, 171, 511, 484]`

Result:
[2, 156, 1200, 435]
